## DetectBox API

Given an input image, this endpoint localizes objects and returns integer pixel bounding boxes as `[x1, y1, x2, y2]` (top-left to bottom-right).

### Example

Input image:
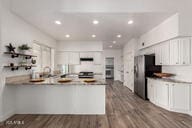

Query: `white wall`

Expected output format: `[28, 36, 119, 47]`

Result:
[103, 49, 122, 81]
[124, 38, 138, 55]
[56, 41, 103, 52]
[0, 1, 56, 122]
[138, 14, 179, 49]
[123, 38, 138, 90]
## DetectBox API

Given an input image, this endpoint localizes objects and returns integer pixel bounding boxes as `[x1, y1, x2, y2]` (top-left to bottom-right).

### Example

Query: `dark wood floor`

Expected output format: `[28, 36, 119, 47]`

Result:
[1, 80, 192, 128]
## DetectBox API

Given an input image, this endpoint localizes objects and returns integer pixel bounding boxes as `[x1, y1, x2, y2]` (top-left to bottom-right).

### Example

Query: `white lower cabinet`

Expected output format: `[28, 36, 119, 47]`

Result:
[147, 79, 155, 104]
[169, 83, 190, 113]
[155, 81, 169, 109]
[147, 78, 191, 115]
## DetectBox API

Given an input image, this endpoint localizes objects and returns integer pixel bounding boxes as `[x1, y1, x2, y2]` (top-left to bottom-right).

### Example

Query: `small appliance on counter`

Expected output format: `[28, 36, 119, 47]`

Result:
[78, 72, 94, 78]
[31, 70, 40, 79]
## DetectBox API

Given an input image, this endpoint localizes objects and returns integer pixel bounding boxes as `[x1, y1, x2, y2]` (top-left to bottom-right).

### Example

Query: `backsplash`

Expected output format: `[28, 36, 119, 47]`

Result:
[162, 65, 192, 82]
[70, 64, 103, 74]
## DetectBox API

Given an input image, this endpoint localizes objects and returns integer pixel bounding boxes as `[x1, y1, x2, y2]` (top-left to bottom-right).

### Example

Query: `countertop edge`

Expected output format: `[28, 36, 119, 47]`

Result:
[147, 77, 192, 84]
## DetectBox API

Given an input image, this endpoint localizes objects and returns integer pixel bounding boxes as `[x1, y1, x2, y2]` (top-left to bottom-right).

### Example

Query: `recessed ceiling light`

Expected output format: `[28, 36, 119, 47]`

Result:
[93, 20, 99, 25]
[65, 34, 70, 38]
[117, 34, 122, 38]
[113, 41, 116, 44]
[92, 35, 96, 38]
[128, 20, 134, 24]
[55, 20, 62, 25]
[109, 45, 113, 48]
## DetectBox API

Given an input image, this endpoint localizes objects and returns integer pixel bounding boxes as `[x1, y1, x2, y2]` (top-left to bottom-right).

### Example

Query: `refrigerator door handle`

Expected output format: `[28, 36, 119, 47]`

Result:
[134, 65, 138, 77]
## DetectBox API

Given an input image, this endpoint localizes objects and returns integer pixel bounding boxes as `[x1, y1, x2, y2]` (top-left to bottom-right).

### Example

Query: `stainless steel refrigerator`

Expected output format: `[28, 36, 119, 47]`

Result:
[134, 55, 161, 100]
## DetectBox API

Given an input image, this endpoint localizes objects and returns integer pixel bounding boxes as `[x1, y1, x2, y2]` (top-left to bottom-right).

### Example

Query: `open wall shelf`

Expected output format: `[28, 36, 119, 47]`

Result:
[4, 52, 37, 59]
[4, 65, 37, 71]
[4, 52, 37, 71]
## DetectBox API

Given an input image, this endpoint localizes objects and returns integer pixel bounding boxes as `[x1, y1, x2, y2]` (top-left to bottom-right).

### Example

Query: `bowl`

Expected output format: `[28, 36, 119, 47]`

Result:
[83, 79, 96, 83]
[58, 78, 72, 83]
[154, 73, 174, 78]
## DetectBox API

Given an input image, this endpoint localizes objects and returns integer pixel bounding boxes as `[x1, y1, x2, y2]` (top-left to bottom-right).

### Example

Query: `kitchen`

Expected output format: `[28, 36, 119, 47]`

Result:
[1, 0, 192, 128]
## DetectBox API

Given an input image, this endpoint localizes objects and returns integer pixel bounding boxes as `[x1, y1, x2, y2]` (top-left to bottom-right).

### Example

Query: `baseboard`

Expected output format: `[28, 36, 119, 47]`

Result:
[0, 110, 15, 123]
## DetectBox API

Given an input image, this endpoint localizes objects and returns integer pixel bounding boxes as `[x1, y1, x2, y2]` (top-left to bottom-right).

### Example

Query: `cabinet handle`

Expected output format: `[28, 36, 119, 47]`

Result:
[183, 62, 185, 64]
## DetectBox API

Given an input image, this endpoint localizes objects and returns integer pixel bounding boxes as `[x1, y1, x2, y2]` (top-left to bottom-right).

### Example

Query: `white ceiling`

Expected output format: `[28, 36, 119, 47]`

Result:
[10, 0, 174, 49]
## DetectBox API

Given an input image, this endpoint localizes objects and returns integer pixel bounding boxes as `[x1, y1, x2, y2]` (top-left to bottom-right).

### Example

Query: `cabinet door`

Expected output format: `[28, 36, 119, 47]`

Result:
[161, 41, 170, 65]
[147, 79, 155, 103]
[180, 38, 191, 65]
[155, 82, 169, 108]
[170, 39, 180, 65]
[169, 83, 190, 113]
[55, 52, 69, 65]
[69, 52, 80, 65]
[191, 85, 192, 114]
[80, 52, 94, 58]
[155, 45, 162, 65]
[94, 52, 102, 65]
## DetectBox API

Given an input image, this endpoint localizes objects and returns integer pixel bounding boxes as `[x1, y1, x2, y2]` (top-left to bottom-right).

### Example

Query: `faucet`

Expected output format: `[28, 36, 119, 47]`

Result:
[43, 66, 52, 77]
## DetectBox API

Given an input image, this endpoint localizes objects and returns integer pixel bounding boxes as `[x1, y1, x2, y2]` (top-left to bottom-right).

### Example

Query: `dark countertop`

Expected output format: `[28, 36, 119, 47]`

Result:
[6, 77, 107, 86]
[147, 77, 192, 84]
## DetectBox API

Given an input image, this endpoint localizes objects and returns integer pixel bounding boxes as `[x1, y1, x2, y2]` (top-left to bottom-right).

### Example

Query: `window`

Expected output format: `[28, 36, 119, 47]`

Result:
[32, 43, 52, 72]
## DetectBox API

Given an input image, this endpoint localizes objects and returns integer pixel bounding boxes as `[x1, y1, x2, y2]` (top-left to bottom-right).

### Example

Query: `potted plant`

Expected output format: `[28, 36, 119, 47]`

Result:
[18, 44, 31, 54]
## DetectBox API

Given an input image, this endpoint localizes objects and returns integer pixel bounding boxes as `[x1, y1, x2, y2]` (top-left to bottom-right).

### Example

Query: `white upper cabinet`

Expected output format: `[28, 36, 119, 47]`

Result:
[155, 41, 170, 65]
[55, 52, 80, 65]
[80, 52, 94, 58]
[55, 52, 69, 65]
[170, 38, 191, 65]
[180, 38, 191, 65]
[68, 52, 80, 65]
[161, 42, 170, 65]
[170, 39, 180, 65]
[155, 37, 191, 65]
[169, 83, 190, 113]
[147, 78, 155, 104]
[94, 52, 102, 65]
[55, 51, 102, 65]
[155, 45, 162, 65]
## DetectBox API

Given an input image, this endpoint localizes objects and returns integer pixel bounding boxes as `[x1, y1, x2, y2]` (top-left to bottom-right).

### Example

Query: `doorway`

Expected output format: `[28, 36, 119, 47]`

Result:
[105, 58, 114, 79]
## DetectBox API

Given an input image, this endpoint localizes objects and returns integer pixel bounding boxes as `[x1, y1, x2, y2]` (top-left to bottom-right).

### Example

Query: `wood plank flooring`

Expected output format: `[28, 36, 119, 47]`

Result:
[1, 80, 192, 128]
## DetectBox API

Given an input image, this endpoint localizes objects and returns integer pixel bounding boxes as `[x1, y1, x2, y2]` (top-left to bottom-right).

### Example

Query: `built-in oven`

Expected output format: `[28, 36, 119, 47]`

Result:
[105, 66, 114, 79]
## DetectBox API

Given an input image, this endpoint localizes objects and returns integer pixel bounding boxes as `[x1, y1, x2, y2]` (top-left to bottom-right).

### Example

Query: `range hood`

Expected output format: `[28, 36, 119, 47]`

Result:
[80, 58, 94, 61]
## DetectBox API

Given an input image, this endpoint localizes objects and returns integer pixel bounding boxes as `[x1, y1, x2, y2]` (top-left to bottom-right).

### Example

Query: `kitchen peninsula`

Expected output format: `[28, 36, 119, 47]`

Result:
[6, 76, 106, 115]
